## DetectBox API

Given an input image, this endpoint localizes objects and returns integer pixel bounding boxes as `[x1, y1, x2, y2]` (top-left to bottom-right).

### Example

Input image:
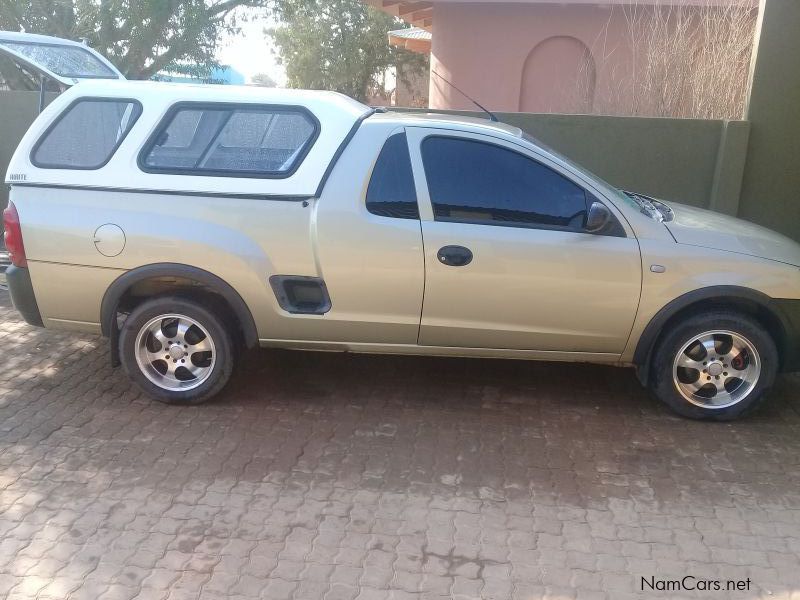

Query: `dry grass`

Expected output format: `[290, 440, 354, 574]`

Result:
[593, 1, 757, 119]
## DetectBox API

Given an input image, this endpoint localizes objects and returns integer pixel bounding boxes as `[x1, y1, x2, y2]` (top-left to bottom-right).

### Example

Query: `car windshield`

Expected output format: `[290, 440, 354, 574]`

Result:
[0, 40, 117, 79]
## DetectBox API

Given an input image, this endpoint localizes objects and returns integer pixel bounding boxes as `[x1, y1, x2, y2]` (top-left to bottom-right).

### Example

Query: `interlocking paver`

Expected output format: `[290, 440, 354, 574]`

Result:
[1, 288, 800, 599]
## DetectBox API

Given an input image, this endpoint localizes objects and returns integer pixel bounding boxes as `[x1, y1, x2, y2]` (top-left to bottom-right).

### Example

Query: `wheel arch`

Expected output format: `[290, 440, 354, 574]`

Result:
[633, 285, 794, 385]
[101, 264, 260, 365]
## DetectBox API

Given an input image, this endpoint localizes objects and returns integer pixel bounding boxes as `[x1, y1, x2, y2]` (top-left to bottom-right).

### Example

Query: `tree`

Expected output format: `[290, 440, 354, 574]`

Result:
[269, 0, 427, 102]
[251, 71, 277, 86]
[0, 0, 267, 81]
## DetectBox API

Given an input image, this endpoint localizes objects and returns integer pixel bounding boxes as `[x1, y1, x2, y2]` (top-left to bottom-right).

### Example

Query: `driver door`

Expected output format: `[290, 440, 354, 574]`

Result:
[407, 127, 642, 356]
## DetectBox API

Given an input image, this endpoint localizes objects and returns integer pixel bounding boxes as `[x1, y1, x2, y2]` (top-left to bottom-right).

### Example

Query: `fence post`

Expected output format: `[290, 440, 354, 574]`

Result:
[708, 121, 750, 216]
[738, 0, 800, 240]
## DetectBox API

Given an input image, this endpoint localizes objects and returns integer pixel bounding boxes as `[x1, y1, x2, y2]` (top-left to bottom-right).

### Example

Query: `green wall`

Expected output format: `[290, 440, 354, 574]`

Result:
[738, 0, 800, 241]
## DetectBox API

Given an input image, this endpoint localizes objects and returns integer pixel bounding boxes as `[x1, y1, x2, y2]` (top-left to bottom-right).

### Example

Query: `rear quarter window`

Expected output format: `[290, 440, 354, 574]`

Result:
[32, 98, 141, 169]
[366, 132, 419, 219]
[139, 103, 319, 178]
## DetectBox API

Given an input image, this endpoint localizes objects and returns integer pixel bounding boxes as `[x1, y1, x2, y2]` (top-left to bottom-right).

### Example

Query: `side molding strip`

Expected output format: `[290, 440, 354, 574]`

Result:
[11, 182, 312, 203]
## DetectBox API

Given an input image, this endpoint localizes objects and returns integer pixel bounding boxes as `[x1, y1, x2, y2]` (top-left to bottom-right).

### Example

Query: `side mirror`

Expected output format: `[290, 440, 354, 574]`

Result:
[585, 201, 611, 233]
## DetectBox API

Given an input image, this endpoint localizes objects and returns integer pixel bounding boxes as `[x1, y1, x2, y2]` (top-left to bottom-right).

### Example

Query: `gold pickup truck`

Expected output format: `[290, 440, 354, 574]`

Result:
[3, 39, 799, 419]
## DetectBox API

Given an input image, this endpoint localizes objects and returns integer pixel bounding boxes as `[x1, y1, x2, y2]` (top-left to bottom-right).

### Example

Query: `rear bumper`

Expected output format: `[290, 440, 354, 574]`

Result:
[774, 298, 800, 372]
[6, 265, 43, 327]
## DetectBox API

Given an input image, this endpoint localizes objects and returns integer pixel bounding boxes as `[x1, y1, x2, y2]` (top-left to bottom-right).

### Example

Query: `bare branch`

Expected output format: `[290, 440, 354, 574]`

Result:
[590, 0, 756, 119]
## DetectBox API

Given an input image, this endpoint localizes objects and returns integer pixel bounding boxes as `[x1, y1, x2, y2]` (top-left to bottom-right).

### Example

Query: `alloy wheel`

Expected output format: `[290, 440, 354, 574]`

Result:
[134, 313, 216, 391]
[672, 329, 761, 409]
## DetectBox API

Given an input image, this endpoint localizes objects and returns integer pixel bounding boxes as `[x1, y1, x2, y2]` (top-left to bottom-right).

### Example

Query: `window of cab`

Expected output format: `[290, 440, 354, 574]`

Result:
[31, 98, 142, 170]
[139, 102, 320, 178]
[366, 132, 419, 219]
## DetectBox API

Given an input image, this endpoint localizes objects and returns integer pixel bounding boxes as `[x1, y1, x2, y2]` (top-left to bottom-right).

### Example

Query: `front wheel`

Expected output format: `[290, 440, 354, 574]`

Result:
[119, 296, 234, 404]
[650, 311, 777, 420]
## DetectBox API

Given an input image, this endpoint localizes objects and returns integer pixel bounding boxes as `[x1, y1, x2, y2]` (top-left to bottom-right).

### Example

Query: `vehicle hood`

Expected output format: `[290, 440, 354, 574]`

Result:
[664, 202, 800, 267]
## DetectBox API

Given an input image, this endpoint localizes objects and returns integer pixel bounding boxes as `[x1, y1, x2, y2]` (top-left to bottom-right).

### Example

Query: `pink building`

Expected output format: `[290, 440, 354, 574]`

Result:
[375, 0, 757, 115]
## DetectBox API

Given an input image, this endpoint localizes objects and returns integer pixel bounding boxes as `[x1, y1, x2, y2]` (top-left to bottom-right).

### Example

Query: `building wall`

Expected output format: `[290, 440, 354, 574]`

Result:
[428, 2, 754, 116]
[429, 3, 636, 112]
[154, 66, 245, 85]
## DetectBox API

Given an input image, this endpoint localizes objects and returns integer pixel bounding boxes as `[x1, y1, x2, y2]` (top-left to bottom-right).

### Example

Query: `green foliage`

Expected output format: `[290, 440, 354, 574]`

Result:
[0, 0, 266, 80]
[269, 0, 427, 101]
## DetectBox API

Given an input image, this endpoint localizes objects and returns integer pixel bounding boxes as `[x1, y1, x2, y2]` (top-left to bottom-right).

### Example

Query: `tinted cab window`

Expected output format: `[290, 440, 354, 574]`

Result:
[366, 132, 419, 219]
[421, 136, 589, 230]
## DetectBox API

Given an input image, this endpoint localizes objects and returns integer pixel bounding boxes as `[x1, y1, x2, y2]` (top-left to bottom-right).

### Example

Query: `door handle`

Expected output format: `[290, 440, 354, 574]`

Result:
[437, 245, 473, 267]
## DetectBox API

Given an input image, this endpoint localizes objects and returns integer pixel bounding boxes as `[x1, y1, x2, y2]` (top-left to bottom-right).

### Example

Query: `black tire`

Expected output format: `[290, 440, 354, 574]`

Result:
[119, 296, 235, 405]
[650, 310, 778, 420]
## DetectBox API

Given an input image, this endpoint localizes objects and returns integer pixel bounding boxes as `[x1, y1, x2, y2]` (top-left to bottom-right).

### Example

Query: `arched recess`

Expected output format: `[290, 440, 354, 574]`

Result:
[519, 36, 596, 114]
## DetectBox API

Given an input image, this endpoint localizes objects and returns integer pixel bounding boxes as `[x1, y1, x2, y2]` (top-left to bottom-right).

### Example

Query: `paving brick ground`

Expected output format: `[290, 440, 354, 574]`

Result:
[1, 288, 799, 599]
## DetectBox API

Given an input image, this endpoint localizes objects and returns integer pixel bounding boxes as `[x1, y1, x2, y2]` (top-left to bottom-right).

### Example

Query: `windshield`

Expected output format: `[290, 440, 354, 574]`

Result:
[0, 40, 117, 79]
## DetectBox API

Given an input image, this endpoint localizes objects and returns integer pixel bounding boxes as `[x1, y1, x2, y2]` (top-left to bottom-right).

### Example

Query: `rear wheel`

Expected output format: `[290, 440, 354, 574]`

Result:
[119, 296, 234, 404]
[650, 311, 777, 420]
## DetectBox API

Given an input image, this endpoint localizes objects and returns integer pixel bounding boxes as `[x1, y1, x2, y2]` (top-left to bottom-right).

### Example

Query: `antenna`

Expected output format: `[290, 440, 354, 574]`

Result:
[431, 70, 499, 122]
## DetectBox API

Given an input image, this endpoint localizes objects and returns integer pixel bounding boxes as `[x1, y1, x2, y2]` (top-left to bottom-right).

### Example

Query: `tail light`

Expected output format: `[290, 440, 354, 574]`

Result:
[3, 202, 27, 267]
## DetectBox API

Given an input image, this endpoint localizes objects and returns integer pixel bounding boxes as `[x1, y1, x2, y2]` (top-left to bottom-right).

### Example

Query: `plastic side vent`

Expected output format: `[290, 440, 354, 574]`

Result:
[269, 275, 332, 315]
